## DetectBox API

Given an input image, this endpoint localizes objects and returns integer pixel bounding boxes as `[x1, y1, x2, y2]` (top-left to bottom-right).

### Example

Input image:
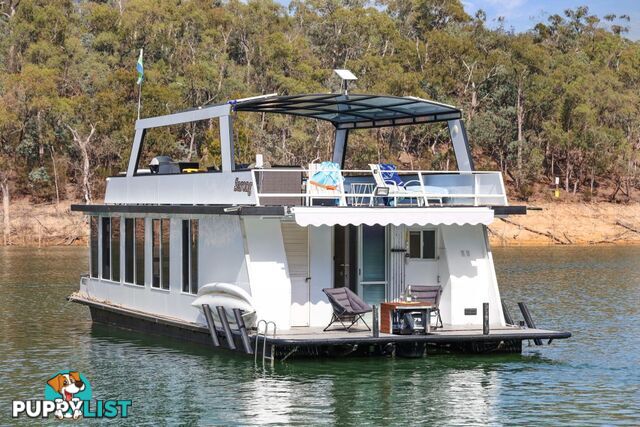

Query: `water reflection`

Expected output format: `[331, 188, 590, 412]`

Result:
[1, 246, 639, 425]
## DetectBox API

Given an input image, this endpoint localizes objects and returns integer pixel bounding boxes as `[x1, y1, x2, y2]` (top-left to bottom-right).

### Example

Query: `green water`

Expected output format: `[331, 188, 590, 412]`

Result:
[1, 246, 639, 425]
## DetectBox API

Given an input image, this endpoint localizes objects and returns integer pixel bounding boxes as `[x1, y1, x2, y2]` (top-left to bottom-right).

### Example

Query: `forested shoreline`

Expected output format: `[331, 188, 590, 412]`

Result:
[1, 0, 640, 244]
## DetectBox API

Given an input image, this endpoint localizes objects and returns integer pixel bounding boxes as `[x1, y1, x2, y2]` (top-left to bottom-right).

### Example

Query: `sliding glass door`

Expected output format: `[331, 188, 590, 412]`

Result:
[359, 225, 386, 306]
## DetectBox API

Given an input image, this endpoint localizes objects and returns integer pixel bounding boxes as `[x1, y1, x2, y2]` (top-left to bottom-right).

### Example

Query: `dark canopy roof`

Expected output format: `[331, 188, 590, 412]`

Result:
[231, 93, 461, 129]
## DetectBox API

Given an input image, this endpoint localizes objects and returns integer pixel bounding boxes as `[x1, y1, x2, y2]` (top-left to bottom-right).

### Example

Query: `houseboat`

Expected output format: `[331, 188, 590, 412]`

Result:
[69, 75, 570, 360]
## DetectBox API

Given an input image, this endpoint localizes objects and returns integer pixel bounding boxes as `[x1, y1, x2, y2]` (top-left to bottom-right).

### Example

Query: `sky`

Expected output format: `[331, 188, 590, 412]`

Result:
[276, 0, 640, 40]
[462, 0, 640, 40]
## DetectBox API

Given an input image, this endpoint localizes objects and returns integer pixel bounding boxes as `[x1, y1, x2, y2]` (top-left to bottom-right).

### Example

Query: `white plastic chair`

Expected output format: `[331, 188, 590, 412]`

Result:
[369, 164, 427, 206]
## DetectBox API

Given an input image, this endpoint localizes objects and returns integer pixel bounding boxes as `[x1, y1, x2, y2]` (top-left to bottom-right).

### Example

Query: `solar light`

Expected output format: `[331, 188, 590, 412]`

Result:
[334, 69, 357, 95]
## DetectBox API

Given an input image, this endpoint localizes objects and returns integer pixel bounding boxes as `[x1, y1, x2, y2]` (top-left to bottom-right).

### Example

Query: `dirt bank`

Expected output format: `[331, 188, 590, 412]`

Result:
[1, 199, 88, 247]
[489, 202, 640, 246]
[1, 199, 639, 247]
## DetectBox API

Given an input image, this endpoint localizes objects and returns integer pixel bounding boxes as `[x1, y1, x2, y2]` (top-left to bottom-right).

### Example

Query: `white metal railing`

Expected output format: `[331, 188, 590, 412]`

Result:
[251, 168, 508, 207]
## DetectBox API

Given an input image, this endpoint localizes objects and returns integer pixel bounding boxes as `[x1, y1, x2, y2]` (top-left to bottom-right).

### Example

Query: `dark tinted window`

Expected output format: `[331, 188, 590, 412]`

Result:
[125, 218, 134, 283]
[152, 219, 160, 288]
[182, 220, 189, 293]
[182, 219, 199, 294]
[90, 216, 99, 278]
[190, 220, 198, 294]
[422, 230, 436, 259]
[409, 231, 421, 259]
[161, 219, 170, 290]
[111, 217, 120, 282]
[101, 217, 111, 280]
[135, 219, 145, 286]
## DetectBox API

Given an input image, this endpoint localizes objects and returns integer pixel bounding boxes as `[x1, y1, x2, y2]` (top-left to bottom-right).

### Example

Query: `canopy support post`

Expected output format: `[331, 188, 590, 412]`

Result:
[332, 129, 349, 167]
[220, 115, 235, 172]
[448, 119, 474, 172]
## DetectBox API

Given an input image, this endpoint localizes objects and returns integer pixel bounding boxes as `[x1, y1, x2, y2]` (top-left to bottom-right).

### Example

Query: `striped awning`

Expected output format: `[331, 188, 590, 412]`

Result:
[290, 207, 494, 227]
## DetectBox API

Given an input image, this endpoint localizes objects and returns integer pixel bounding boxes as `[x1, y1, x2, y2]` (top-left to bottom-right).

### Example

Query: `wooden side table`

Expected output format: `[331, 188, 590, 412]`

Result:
[380, 302, 433, 334]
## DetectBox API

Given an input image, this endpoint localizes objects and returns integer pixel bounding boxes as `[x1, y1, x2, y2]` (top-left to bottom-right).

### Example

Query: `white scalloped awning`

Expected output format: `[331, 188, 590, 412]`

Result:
[290, 207, 494, 227]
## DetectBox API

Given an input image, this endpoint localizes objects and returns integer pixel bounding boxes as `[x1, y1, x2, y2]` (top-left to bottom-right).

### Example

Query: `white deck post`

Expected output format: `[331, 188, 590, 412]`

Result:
[219, 115, 235, 172]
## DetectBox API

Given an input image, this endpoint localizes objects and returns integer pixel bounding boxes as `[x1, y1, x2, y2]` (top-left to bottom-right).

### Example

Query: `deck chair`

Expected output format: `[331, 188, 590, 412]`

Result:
[369, 163, 426, 206]
[407, 285, 443, 329]
[322, 287, 372, 332]
[307, 161, 347, 206]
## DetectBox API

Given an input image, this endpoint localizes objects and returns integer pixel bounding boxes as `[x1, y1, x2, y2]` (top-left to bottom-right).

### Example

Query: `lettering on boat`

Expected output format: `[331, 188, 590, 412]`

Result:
[233, 178, 252, 196]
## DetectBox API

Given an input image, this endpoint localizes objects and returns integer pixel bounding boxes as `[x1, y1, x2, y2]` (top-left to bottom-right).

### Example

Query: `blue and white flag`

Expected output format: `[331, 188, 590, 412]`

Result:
[136, 49, 144, 85]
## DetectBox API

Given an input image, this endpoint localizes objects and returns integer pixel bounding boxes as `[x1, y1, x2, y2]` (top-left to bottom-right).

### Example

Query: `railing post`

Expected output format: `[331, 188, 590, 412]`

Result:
[474, 173, 479, 206]
[251, 169, 261, 206]
[372, 305, 379, 338]
[518, 302, 543, 345]
[417, 171, 428, 207]
[483, 302, 490, 335]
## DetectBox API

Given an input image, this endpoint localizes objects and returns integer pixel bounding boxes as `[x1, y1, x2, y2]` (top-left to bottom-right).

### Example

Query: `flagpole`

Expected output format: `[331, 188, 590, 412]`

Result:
[136, 48, 144, 121]
[137, 80, 142, 120]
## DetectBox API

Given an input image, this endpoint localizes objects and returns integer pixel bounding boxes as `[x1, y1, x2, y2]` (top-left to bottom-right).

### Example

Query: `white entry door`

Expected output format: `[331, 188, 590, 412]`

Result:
[281, 222, 310, 327]
[405, 228, 439, 287]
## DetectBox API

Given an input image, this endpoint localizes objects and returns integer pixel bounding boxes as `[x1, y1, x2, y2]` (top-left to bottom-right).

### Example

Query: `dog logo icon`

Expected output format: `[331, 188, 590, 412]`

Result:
[12, 370, 130, 419]
[44, 371, 91, 420]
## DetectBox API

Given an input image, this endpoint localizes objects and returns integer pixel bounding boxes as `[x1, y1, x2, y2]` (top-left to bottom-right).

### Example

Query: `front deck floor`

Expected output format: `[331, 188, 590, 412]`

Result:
[260, 325, 571, 346]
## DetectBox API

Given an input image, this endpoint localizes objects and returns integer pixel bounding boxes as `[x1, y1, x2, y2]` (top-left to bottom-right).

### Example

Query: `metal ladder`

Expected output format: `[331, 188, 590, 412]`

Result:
[254, 320, 277, 367]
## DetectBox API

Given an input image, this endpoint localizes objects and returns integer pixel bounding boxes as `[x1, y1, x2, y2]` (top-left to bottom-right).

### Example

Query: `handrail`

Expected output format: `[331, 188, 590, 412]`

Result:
[253, 168, 501, 174]
[252, 168, 508, 207]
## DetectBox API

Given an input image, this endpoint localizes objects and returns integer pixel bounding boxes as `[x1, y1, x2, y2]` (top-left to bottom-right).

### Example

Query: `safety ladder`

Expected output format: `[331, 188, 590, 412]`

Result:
[254, 320, 277, 367]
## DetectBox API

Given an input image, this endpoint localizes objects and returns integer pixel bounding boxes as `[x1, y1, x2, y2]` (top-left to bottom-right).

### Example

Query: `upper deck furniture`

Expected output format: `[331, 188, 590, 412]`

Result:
[407, 285, 443, 329]
[369, 163, 426, 206]
[322, 287, 372, 331]
[307, 162, 347, 206]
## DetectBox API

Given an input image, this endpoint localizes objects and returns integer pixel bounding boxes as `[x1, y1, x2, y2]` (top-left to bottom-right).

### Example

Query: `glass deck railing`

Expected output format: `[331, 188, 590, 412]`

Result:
[251, 169, 508, 207]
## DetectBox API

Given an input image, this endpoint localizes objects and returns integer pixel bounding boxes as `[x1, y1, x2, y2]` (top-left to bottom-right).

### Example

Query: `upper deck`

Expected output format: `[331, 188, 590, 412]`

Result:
[104, 167, 508, 208]
[97, 91, 522, 218]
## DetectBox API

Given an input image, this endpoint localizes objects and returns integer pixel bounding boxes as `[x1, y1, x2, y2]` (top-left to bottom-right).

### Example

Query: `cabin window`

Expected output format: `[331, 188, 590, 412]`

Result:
[152, 218, 170, 290]
[90, 216, 99, 278]
[125, 218, 146, 286]
[409, 230, 436, 260]
[101, 217, 111, 280]
[125, 218, 134, 283]
[111, 217, 121, 282]
[135, 218, 145, 286]
[182, 219, 199, 294]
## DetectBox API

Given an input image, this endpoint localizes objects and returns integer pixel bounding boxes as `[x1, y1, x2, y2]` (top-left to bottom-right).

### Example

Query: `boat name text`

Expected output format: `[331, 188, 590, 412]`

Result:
[233, 178, 253, 196]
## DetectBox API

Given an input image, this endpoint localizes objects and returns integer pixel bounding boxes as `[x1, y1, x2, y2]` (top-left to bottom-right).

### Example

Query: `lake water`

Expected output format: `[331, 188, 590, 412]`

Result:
[0, 246, 639, 425]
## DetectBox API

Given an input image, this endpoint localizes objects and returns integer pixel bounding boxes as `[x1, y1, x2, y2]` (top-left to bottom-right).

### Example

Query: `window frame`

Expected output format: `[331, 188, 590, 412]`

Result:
[152, 218, 170, 291]
[135, 218, 146, 286]
[408, 228, 438, 260]
[111, 216, 121, 283]
[181, 219, 199, 295]
[90, 216, 99, 278]
[101, 216, 111, 280]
